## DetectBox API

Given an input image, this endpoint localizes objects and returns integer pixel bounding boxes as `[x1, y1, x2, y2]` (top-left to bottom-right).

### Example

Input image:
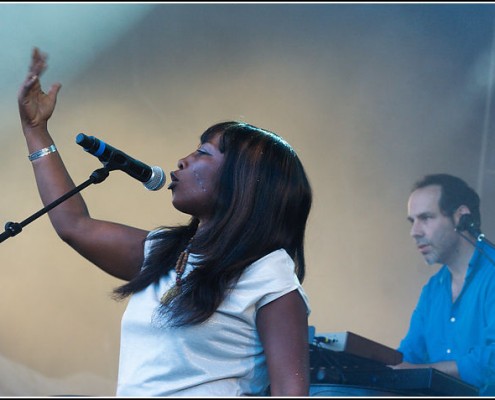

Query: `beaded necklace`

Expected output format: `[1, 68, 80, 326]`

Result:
[160, 242, 192, 305]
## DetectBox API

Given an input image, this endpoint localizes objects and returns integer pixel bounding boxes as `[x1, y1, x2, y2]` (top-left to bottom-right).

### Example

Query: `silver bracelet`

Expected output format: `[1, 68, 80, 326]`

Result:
[28, 144, 57, 161]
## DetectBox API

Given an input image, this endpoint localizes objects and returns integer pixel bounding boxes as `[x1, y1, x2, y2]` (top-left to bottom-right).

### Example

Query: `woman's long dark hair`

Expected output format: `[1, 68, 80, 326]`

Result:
[113, 121, 312, 327]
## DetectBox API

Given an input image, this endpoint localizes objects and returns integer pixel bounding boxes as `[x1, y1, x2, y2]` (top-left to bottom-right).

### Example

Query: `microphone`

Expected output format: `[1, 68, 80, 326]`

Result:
[76, 133, 166, 191]
[455, 214, 482, 239]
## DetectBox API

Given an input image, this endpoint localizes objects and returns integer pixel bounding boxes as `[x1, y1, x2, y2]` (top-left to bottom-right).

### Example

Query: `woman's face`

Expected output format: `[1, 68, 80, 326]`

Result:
[168, 133, 225, 226]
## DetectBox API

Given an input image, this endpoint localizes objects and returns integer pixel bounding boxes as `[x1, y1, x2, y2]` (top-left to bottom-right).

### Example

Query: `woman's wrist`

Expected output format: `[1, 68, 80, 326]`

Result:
[23, 126, 55, 154]
[28, 144, 57, 161]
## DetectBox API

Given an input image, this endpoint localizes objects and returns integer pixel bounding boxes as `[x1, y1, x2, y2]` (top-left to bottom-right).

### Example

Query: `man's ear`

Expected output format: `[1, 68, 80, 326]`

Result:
[454, 205, 472, 232]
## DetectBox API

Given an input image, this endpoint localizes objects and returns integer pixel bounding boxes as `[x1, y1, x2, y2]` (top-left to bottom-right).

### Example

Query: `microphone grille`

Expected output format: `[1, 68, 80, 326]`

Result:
[143, 166, 166, 191]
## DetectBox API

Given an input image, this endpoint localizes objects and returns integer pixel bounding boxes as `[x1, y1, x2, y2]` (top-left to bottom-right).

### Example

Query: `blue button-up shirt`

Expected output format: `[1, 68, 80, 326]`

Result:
[398, 240, 495, 395]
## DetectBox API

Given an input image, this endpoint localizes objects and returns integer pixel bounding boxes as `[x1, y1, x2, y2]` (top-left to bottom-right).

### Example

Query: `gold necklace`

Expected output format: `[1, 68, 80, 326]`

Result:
[160, 243, 191, 304]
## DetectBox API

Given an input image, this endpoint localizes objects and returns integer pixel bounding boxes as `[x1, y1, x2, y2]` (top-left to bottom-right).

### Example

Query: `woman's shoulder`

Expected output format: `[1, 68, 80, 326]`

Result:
[240, 249, 309, 312]
[244, 249, 295, 279]
[144, 227, 169, 254]
[253, 248, 292, 265]
[147, 227, 168, 239]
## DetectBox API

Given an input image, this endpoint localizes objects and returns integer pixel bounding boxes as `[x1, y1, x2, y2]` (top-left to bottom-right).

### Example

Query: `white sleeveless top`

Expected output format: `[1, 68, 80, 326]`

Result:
[116, 234, 310, 397]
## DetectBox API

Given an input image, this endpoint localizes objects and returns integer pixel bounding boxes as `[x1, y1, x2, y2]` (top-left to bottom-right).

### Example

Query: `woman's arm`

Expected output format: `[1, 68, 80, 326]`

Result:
[257, 289, 310, 396]
[18, 48, 147, 281]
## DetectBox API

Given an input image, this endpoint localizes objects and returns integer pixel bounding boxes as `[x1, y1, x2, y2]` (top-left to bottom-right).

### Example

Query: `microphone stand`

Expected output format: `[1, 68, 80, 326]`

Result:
[459, 230, 495, 268]
[475, 233, 495, 249]
[473, 233, 495, 268]
[0, 167, 110, 244]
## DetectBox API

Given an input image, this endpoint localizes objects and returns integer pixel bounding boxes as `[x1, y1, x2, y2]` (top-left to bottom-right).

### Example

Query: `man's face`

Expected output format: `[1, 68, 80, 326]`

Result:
[407, 185, 460, 266]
